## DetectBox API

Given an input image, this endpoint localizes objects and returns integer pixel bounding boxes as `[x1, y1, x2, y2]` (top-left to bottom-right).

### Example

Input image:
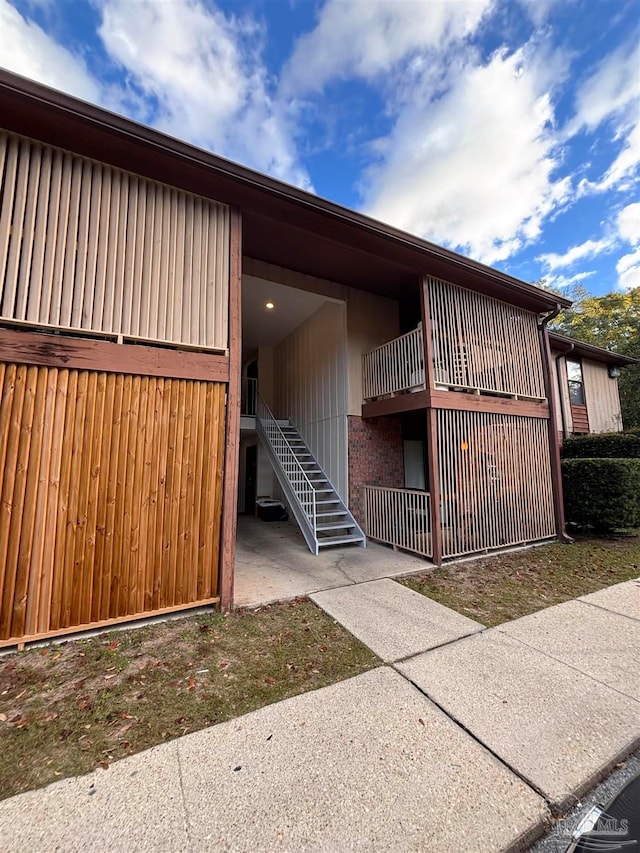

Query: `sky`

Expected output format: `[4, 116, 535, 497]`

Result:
[1, 0, 639, 296]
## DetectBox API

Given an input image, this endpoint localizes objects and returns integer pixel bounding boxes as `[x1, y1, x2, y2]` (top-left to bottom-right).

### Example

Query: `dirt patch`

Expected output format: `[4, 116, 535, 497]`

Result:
[400, 534, 640, 627]
[0, 598, 379, 801]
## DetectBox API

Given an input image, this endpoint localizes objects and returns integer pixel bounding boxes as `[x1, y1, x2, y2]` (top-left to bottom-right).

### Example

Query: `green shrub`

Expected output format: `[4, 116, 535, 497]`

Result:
[562, 458, 640, 532]
[561, 432, 640, 459]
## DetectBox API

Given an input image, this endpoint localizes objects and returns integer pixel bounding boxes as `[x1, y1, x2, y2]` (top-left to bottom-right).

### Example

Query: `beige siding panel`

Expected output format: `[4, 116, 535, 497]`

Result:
[583, 360, 623, 433]
[428, 276, 546, 399]
[0, 130, 230, 351]
[550, 350, 573, 435]
[347, 288, 400, 414]
[274, 301, 349, 501]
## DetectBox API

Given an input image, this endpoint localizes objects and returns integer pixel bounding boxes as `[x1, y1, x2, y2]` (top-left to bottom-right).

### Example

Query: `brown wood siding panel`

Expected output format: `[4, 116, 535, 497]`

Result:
[436, 409, 556, 558]
[570, 404, 590, 433]
[428, 276, 546, 400]
[0, 328, 230, 382]
[0, 362, 225, 646]
[0, 130, 230, 351]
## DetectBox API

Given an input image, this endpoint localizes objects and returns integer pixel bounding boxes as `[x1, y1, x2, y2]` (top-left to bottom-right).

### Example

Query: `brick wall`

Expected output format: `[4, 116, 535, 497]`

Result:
[348, 415, 404, 525]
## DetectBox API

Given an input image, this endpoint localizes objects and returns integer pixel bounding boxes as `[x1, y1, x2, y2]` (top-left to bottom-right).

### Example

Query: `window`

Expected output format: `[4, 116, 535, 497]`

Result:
[566, 359, 585, 405]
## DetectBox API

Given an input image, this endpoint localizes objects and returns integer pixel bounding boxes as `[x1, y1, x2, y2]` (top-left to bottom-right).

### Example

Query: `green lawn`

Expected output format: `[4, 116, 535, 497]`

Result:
[401, 534, 639, 627]
[0, 598, 379, 801]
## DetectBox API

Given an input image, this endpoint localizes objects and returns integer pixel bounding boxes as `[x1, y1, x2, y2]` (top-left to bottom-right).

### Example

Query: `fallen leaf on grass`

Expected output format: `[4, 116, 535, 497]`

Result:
[264, 677, 275, 685]
[0, 713, 6, 722]
[107, 641, 120, 651]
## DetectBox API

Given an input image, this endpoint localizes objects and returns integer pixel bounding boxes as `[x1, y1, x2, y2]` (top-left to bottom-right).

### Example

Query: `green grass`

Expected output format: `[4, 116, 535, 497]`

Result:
[0, 598, 379, 801]
[400, 534, 640, 627]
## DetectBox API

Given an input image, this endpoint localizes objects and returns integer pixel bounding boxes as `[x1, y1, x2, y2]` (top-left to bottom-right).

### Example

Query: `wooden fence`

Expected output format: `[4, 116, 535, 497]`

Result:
[436, 408, 556, 558]
[0, 362, 226, 646]
[0, 131, 230, 350]
[363, 485, 431, 557]
[428, 276, 545, 399]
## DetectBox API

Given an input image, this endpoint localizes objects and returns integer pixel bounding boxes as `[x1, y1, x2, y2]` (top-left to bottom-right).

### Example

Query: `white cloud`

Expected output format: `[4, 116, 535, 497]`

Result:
[97, 0, 311, 188]
[538, 237, 615, 271]
[569, 39, 639, 134]
[570, 39, 640, 196]
[0, 0, 309, 189]
[618, 202, 640, 245]
[282, 0, 494, 94]
[616, 248, 640, 290]
[543, 269, 596, 290]
[362, 44, 571, 264]
[0, 0, 101, 102]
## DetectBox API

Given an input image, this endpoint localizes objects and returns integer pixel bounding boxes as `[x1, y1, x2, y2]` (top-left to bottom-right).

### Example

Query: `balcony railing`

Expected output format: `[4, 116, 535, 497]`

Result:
[362, 327, 425, 401]
[363, 485, 431, 558]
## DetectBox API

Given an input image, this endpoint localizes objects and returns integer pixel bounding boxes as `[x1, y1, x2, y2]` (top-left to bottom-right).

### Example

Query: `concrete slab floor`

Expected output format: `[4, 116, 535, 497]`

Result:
[498, 599, 640, 701]
[578, 577, 640, 622]
[397, 630, 640, 811]
[0, 668, 549, 853]
[311, 578, 484, 662]
[234, 515, 431, 608]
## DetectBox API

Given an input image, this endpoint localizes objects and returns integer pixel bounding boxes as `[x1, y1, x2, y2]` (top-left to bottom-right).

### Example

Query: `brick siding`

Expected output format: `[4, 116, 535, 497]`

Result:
[348, 415, 404, 525]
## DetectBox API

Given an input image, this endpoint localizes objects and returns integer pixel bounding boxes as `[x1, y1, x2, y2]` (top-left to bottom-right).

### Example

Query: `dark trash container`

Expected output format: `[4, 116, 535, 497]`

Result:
[256, 498, 289, 522]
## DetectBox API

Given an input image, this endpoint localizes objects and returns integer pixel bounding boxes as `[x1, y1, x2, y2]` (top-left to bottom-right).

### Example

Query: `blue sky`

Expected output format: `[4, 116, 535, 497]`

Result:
[1, 0, 638, 295]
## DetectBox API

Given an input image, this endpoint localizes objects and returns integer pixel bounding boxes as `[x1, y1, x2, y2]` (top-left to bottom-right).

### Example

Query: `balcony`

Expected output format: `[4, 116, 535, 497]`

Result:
[362, 327, 425, 401]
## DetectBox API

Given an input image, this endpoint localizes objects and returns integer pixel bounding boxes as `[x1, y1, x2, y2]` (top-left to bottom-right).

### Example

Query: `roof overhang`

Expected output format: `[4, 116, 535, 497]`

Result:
[549, 332, 638, 367]
[0, 69, 571, 313]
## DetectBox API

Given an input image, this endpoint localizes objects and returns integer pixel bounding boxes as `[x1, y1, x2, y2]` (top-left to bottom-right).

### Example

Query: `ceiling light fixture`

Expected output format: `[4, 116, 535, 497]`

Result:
[265, 302, 274, 310]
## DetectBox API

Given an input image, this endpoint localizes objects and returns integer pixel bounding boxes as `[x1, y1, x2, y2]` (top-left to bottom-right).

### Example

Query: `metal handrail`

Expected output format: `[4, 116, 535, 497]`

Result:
[256, 392, 317, 527]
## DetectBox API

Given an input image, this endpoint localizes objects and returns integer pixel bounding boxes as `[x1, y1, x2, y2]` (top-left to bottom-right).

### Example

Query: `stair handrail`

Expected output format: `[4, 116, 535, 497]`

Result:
[256, 392, 317, 527]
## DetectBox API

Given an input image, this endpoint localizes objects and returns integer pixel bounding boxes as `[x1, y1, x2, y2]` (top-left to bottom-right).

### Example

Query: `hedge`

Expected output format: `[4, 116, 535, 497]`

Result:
[561, 432, 640, 459]
[562, 458, 640, 531]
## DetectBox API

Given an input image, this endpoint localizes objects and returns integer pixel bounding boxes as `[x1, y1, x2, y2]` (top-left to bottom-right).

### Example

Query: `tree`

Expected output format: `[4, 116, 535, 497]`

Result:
[549, 287, 640, 429]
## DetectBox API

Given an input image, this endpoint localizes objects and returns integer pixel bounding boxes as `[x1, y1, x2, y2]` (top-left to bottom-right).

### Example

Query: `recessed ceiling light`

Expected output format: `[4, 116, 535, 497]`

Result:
[265, 302, 275, 309]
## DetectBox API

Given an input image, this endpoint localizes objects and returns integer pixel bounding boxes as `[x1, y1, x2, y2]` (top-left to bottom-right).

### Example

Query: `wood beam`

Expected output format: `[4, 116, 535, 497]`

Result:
[540, 323, 571, 542]
[421, 278, 442, 565]
[0, 327, 230, 382]
[219, 207, 242, 610]
[429, 391, 549, 419]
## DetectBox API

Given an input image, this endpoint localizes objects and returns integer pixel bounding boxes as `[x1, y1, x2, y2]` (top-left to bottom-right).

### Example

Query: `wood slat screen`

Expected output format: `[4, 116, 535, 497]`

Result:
[437, 408, 555, 558]
[0, 362, 226, 645]
[363, 485, 431, 557]
[428, 276, 546, 400]
[0, 131, 229, 350]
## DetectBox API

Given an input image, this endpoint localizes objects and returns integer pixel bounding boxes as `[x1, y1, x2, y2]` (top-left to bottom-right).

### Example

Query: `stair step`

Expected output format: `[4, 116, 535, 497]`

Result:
[316, 522, 356, 532]
[313, 488, 335, 493]
[317, 535, 365, 547]
[316, 499, 341, 505]
[316, 510, 349, 517]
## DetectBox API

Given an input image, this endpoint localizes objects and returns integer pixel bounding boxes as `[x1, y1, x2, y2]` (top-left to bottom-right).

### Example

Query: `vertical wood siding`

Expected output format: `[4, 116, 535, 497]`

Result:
[0, 363, 226, 645]
[0, 131, 229, 350]
[428, 276, 545, 400]
[437, 409, 555, 558]
[583, 361, 623, 433]
[274, 302, 349, 500]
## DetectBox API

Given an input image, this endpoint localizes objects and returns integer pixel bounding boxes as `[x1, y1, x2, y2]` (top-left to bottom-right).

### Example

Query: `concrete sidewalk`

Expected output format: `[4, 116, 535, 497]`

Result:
[1, 578, 638, 852]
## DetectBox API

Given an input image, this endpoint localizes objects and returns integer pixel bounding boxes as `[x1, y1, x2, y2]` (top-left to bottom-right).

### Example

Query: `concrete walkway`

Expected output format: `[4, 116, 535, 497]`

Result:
[234, 515, 430, 608]
[1, 577, 638, 852]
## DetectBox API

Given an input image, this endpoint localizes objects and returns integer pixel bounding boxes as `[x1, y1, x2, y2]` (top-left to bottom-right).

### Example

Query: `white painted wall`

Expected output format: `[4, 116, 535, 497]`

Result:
[274, 301, 349, 500]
